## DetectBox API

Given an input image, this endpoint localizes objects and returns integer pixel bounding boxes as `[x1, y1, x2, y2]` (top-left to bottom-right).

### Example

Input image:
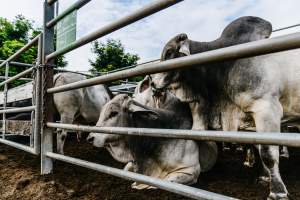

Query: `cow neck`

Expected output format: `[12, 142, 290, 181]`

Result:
[176, 39, 232, 102]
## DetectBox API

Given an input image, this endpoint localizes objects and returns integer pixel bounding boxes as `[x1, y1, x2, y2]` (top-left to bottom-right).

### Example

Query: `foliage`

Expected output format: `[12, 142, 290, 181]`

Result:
[0, 15, 67, 89]
[89, 39, 141, 83]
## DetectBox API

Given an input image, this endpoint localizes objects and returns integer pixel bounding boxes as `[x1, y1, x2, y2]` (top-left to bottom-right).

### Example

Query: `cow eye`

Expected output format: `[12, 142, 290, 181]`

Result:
[165, 49, 172, 58]
[109, 111, 118, 118]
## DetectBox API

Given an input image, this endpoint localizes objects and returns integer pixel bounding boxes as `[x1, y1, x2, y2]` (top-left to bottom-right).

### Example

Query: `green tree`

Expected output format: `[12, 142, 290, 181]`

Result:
[0, 15, 67, 88]
[89, 39, 140, 82]
[0, 15, 67, 89]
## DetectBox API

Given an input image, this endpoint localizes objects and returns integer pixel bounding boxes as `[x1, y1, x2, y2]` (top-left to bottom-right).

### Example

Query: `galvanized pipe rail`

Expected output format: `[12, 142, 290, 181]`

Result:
[40, 0, 300, 199]
[0, 67, 34, 87]
[46, 0, 183, 61]
[2, 62, 9, 139]
[32, 34, 43, 154]
[0, 34, 40, 68]
[0, 137, 37, 154]
[46, 0, 91, 28]
[0, 106, 35, 114]
[0, 33, 42, 155]
[0, 60, 34, 68]
[48, 32, 300, 94]
[47, 123, 300, 147]
[46, 152, 237, 200]
[0, 76, 32, 81]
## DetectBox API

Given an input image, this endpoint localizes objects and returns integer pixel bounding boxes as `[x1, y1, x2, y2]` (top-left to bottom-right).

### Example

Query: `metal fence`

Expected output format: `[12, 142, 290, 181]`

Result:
[0, 0, 300, 199]
[0, 33, 42, 155]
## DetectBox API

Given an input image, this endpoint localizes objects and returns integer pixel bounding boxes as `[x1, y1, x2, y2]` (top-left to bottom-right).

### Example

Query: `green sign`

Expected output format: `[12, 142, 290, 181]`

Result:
[56, 10, 77, 50]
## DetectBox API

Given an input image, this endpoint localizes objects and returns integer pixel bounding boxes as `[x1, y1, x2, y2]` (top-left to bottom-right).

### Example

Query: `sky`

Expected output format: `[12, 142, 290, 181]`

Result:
[0, 0, 300, 72]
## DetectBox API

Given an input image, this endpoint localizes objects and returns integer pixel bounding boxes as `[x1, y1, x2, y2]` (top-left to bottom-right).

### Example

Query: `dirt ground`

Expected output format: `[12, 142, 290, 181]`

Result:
[0, 134, 299, 200]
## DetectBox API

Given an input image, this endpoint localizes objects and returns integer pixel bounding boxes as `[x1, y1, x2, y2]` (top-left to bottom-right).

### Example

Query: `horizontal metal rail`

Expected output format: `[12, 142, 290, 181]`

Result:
[273, 23, 300, 32]
[0, 106, 35, 114]
[0, 35, 40, 68]
[111, 89, 133, 94]
[0, 60, 34, 68]
[48, 32, 300, 94]
[55, 59, 159, 78]
[46, 0, 183, 61]
[0, 67, 34, 87]
[46, 152, 236, 200]
[0, 76, 32, 81]
[54, 68, 94, 77]
[0, 138, 36, 154]
[47, 123, 300, 147]
[47, 0, 91, 28]
[119, 80, 138, 85]
[47, 0, 57, 5]
[95, 59, 161, 76]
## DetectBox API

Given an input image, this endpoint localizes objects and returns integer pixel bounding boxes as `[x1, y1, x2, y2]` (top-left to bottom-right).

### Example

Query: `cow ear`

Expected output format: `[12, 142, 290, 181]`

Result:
[138, 76, 150, 93]
[175, 33, 190, 56]
[176, 33, 188, 42]
[179, 40, 190, 56]
[221, 16, 272, 43]
[128, 101, 159, 121]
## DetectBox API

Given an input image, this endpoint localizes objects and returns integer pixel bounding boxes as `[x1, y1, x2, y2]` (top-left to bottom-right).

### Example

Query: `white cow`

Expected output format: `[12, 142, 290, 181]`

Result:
[54, 73, 112, 154]
[150, 16, 299, 199]
[87, 94, 201, 189]
[87, 77, 218, 189]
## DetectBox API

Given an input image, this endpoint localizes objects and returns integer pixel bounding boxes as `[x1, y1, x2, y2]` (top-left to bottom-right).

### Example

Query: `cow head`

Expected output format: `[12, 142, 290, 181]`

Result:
[150, 33, 189, 91]
[150, 16, 272, 101]
[87, 94, 159, 147]
[134, 76, 168, 108]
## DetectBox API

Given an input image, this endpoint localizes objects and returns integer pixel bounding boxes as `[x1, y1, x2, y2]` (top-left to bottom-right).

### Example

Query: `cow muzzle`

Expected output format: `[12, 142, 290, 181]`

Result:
[87, 133, 112, 148]
[87, 135, 95, 143]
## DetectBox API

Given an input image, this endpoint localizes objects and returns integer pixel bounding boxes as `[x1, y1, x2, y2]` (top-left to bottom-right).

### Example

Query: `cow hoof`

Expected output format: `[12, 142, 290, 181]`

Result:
[280, 153, 289, 159]
[222, 146, 231, 152]
[236, 146, 244, 152]
[131, 182, 157, 190]
[244, 161, 254, 168]
[267, 193, 289, 200]
[124, 162, 134, 171]
[257, 176, 270, 186]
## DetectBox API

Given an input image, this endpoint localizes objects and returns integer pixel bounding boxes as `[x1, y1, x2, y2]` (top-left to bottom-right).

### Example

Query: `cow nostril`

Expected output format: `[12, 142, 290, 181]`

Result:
[87, 136, 94, 143]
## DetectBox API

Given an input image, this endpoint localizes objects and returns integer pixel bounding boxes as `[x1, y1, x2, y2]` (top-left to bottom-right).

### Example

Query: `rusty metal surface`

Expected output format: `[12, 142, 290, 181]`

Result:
[0, 120, 31, 135]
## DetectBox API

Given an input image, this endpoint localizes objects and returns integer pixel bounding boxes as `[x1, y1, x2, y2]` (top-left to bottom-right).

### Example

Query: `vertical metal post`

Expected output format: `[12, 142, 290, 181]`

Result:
[33, 35, 43, 154]
[30, 110, 34, 147]
[41, 1, 55, 174]
[2, 62, 9, 138]
[55, 0, 59, 17]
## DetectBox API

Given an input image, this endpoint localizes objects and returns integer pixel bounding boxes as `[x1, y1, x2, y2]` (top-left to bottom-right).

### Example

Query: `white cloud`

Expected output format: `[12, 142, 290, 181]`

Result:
[0, 0, 300, 72]
[0, 0, 42, 27]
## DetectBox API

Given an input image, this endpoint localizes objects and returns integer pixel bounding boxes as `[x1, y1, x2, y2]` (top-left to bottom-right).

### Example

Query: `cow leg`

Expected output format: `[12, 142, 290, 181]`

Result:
[280, 146, 289, 158]
[221, 104, 240, 152]
[124, 161, 137, 172]
[57, 113, 75, 154]
[251, 99, 288, 200]
[258, 162, 271, 185]
[76, 131, 82, 142]
[165, 171, 198, 185]
[189, 101, 207, 130]
[244, 147, 256, 168]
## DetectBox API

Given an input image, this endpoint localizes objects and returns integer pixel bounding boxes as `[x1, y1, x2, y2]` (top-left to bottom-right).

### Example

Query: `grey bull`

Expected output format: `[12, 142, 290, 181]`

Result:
[54, 73, 112, 154]
[87, 94, 217, 189]
[133, 75, 218, 173]
[150, 16, 300, 199]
